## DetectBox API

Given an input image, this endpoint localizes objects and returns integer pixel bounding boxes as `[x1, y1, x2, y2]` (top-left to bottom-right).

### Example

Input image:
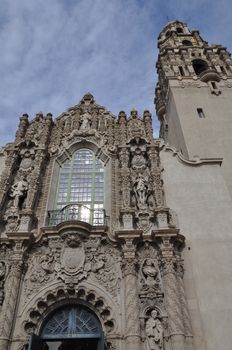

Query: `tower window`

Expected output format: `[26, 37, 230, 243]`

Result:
[220, 66, 226, 75]
[179, 66, 185, 76]
[192, 59, 208, 75]
[176, 27, 183, 33]
[182, 40, 192, 46]
[197, 108, 205, 118]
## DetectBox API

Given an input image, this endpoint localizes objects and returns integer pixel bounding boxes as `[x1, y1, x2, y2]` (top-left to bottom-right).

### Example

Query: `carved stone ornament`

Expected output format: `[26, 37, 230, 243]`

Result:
[0, 261, 6, 305]
[4, 207, 20, 232]
[19, 142, 35, 171]
[55, 232, 88, 284]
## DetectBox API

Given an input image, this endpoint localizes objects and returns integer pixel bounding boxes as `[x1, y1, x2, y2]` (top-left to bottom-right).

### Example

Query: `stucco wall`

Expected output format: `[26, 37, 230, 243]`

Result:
[166, 82, 232, 197]
[161, 147, 232, 350]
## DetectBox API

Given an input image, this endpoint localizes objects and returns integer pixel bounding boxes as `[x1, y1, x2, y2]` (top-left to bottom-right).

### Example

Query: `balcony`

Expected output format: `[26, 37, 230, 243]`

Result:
[47, 203, 106, 227]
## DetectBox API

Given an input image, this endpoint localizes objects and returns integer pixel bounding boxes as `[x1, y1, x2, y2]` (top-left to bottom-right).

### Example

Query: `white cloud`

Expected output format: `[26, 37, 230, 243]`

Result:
[0, 0, 232, 144]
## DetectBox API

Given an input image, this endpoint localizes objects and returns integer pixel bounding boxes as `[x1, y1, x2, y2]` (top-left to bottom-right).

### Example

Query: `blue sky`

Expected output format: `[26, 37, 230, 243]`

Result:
[1, 0, 232, 145]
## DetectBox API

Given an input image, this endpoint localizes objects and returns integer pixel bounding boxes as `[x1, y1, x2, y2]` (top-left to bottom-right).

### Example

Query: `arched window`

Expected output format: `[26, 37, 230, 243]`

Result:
[51, 149, 104, 225]
[176, 27, 183, 33]
[28, 305, 104, 350]
[192, 59, 208, 75]
[182, 39, 192, 46]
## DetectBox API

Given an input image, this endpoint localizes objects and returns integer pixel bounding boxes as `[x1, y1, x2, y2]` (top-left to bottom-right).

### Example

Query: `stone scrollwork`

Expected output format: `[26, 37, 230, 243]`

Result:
[24, 253, 55, 294]
[86, 243, 122, 299]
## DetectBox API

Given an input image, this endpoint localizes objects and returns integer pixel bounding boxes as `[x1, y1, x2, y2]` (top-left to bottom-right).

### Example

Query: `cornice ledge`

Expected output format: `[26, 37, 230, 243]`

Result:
[38, 220, 107, 240]
[159, 141, 223, 167]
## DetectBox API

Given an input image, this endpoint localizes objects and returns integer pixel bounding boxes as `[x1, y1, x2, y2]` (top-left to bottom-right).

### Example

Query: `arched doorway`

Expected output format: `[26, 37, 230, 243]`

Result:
[28, 305, 104, 350]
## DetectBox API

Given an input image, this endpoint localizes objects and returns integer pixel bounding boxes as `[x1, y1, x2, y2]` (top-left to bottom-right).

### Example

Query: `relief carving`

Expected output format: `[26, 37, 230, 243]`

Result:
[25, 253, 55, 294]
[4, 207, 20, 232]
[87, 243, 122, 299]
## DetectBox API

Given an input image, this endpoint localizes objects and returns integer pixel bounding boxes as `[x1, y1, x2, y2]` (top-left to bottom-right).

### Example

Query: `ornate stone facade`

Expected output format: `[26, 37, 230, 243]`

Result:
[0, 91, 193, 350]
[3, 20, 232, 350]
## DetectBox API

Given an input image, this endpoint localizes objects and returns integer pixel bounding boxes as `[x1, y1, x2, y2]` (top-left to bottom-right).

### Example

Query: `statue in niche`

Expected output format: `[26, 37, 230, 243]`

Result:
[130, 138, 147, 170]
[133, 174, 148, 208]
[142, 259, 159, 289]
[19, 147, 35, 170]
[131, 146, 146, 170]
[146, 309, 164, 350]
[80, 112, 91, 131]
[10, 176, 28, 208]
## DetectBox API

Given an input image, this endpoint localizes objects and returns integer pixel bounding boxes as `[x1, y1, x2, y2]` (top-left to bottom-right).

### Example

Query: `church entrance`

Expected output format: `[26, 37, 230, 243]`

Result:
[28, 305, 104, 350]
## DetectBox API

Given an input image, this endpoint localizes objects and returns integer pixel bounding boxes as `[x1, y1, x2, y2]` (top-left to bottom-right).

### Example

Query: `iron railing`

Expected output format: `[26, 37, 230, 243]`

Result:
[47, 203, 106, 226]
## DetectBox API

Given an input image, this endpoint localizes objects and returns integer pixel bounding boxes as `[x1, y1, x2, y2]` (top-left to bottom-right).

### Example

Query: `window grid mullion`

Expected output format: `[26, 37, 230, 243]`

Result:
[55, 149, 104, 225]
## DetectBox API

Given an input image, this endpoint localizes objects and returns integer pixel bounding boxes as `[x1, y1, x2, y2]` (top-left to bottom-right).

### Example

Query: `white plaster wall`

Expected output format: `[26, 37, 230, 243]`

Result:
[161, 149, 232, 350]
[166, 82, 232, 196]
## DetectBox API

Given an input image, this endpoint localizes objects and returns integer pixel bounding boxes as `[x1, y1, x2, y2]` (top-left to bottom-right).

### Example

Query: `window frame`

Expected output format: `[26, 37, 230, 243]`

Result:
[55, 148, 105, 225]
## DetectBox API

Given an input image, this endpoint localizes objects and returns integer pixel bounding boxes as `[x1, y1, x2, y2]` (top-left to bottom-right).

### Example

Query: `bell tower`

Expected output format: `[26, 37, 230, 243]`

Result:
[155, 20, 232, 195]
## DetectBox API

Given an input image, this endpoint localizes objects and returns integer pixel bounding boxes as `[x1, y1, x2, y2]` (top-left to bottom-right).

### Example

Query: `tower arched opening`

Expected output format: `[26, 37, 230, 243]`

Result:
[192, 59, 209, 75]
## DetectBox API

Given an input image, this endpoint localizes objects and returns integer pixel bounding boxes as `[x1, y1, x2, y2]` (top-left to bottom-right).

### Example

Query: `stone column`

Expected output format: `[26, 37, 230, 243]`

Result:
[121, 239, 141, 350]
[160, 236, 186, 350]
[0, 260, 23, 350]
[176, 259, 194, 350]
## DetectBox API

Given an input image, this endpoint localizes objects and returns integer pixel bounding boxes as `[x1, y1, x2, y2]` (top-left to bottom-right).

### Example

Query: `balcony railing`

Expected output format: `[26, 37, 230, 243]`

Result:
[47, 203, 106, 226]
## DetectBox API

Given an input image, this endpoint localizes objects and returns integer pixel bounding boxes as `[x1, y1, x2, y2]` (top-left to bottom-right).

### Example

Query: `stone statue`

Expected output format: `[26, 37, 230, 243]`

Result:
[146, 310, 164, 350]
[10, 177, 28, 208]
[80, 112, 91, 131]
[133, 174, 148, 208]
[142, 259, 158, 287]
[131, 147, 146, 170]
